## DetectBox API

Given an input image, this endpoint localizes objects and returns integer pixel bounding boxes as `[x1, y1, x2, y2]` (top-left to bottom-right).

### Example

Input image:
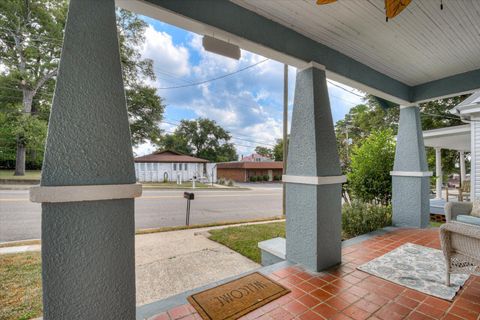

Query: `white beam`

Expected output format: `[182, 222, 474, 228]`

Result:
[435, 148, 443, 199]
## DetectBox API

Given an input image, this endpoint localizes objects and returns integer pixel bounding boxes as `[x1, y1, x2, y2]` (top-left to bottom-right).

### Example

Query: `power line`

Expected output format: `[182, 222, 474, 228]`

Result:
[155, 59, 269, 90]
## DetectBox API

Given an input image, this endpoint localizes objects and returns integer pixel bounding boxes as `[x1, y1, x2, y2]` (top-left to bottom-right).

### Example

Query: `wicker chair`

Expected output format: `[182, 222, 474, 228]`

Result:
[440, 222, 480, 286]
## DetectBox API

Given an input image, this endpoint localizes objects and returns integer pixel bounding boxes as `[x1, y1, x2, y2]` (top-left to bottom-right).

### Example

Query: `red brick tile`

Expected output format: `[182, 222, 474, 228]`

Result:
[284, 300, 309, 316]
[442, 313, 465, 320]
[416, 302, 446, 319]
[363, 293, 390, 306]
[168, 305, 191, 319]
[448, 305, 479, 320]
[395, 295, 420, 309]
[311, 288, 333, 301]
[342, 304, 370, 320]
[374, 306, 404, 320]
[151, 312, 170, 320]
[405, 311, 435, 319]
[347, 286, 369, 298]
[422, 296, 451, 311]
[297, 281, 317, 293]
[322, 284, 343, 295]
[402, 289, 427, 302]
[313, 303, 338, 319]
[309, 277, 328, 287]
[297, 294, 321, 309]
[268, 307, 294, 320]
[327, 296, 351, 311]
[353, 299, 381, 313]
[342, 275, 362, 285]
[454, 297, 480, 313]
[331, 313, 354, 320]
[297, 310, 322, 320]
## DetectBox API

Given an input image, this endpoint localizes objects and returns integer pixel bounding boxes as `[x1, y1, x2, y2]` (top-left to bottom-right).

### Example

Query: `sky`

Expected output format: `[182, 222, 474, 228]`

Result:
[134, 16, 365, 157]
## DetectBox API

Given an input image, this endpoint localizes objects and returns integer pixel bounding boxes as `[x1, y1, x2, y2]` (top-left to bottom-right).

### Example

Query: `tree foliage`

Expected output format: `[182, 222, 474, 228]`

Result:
[254, 146, 272, 159]
[158, 118, 238, 162]
[347, 129, 396, 205]
[0, 3, 166, 171]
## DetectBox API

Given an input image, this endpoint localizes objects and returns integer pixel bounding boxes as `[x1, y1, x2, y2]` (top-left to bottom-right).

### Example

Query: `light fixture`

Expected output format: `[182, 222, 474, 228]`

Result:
[202, 36, 241, 60]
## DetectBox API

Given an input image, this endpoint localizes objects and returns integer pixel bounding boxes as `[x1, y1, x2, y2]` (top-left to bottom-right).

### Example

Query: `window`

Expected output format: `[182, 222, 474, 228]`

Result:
[179, 163, 183, 170]
[173, 163, 177, 171]
[185, 164, 188, 170]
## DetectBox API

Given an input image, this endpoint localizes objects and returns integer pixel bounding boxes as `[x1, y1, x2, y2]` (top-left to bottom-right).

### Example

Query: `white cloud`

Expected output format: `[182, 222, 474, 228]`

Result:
[139, 23, 364, 156]
[141, 26, 190, 78]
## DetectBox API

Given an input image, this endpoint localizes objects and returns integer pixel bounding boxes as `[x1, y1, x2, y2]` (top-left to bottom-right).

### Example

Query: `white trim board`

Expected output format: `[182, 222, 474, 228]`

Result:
[390, 171, 433, 177]
[30, 183, 143, 203]
[282, 174, 346, 185]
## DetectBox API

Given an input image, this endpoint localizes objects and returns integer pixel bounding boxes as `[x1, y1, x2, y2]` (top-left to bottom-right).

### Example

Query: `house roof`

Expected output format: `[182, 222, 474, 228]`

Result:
[422, 124, 470, 152]
[450, 91, 480, 118]
[217, 161, 283, 169]
[134, 150, 209, 163]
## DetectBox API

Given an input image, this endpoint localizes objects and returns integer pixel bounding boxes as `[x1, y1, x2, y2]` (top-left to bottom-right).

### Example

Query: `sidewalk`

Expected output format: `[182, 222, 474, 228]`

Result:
[1, 221, 277, 305]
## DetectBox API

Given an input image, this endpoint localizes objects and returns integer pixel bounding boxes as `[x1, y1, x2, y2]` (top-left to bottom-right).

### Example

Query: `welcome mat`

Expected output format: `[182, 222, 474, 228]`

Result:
[357, 243, 469, 300]
[187, 272, 290, 320]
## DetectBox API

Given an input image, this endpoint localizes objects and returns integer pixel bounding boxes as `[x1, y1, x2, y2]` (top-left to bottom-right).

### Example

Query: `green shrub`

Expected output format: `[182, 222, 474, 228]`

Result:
[263, 174, 269, 181]
[249, 176, 257, 182]
[227, 179, 234, 187]
[218, 177, 225, 185]
[342, 201, 392, 238]
[347, 129, 395, 205]
[273, 175, 281, 181]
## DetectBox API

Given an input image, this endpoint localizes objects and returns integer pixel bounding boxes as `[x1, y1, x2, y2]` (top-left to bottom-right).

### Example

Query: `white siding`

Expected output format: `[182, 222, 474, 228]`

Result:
[472, 121, 480, 199]
[135, 162, 214, 183]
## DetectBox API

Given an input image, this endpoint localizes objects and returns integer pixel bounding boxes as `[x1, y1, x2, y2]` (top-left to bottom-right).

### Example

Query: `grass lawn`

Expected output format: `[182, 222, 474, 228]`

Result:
[208, 222, 286, 264]
[0, 170, 41, 181]
[208, 220, 445, 264]
[0, 252, 42, 320]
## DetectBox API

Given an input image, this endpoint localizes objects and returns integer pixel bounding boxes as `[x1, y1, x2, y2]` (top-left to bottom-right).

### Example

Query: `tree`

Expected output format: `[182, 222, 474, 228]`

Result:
[254, 146, 272, 158]
[158, 118, 238, 162]
[116, 9, 165, 146]
[0, 0, 67, 175]
[347, 129, 396, 205]
[0, 4, 165, 173]
[273, 138, 285, 161]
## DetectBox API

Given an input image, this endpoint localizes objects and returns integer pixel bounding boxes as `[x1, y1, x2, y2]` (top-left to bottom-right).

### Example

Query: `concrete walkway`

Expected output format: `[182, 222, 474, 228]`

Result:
[1, 222, 272, 306]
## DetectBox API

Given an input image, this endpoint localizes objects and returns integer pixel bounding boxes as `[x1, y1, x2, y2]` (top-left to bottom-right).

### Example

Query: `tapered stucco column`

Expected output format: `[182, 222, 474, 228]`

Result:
[435, 148, 442, 199]
[391, 105, 432, 228]
[29, 0, 141, 318]
[284, 62, 345, 272]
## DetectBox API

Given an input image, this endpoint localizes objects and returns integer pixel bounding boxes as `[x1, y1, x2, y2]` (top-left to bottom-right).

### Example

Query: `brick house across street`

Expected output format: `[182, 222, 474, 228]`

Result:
[217, 161, 283, 182]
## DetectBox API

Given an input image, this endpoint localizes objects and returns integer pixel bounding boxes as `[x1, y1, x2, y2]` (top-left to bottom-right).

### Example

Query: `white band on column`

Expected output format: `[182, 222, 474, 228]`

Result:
[299, 61, 326, 71]
[30, 183, 143, 203]
[282, 174, 346, 185]
[390, 171, 433, 177]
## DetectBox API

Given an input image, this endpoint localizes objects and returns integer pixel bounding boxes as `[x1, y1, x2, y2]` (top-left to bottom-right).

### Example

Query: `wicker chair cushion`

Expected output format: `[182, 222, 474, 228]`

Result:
[457, 215, 480, 226]
[471, 200, 480, 217]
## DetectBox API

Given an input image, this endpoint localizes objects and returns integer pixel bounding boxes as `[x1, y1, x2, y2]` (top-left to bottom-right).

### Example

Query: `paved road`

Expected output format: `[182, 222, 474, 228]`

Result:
[0, 187, 282, 242]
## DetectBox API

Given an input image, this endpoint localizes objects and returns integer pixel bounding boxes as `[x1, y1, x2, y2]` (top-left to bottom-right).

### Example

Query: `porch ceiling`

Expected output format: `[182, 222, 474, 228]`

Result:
[423, 124, 471, 152]
[232, 0, 480, 88]
[118, 0, 480, 104]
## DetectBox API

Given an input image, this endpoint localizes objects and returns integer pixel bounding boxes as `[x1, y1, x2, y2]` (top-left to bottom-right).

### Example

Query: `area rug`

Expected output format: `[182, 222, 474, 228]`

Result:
[187, 272, 290, 320]
[357, 243, 469, 300]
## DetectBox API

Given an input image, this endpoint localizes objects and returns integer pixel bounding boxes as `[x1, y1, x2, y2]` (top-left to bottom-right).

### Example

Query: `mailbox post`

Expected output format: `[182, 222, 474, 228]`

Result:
[184, 192, 194, 225]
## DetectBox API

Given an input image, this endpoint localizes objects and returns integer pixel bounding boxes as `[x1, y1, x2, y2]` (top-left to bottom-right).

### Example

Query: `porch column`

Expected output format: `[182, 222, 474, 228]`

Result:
[284, 62, 345, 271]
[29, 0, 141, 318]
[435, 148, 442, 199]
[459, 151, 466, 183]
[391, 105, 432, 228]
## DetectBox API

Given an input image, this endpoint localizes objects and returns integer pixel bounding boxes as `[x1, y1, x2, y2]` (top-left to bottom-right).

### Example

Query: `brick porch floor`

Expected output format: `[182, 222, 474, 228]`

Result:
[149, 228, 480, 320]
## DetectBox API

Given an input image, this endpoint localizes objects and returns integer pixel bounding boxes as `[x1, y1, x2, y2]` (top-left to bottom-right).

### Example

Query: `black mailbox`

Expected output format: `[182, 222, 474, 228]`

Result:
[184, 192, 194, 200]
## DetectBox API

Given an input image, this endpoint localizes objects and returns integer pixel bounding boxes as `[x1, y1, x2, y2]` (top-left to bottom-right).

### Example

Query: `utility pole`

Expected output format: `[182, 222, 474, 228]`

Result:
[283, 64, 288, 217]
